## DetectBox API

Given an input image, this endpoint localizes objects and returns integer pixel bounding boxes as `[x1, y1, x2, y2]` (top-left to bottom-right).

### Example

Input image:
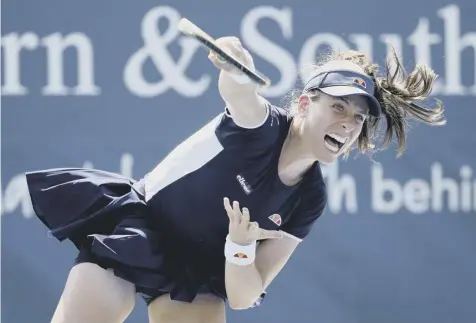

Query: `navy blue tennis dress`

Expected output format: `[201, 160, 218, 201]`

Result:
[26, 101, 327, 306]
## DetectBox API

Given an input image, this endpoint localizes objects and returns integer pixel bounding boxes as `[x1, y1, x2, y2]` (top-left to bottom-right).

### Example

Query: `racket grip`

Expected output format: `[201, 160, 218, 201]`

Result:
[213, 50, 256, 85]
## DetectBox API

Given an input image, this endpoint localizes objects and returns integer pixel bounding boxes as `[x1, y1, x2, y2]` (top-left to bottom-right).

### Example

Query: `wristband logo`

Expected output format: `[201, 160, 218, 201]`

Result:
[234, 253, 249, 258]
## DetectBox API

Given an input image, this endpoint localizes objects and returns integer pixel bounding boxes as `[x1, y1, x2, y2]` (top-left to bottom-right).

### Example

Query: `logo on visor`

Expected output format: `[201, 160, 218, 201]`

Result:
[353, 78, 367, 88]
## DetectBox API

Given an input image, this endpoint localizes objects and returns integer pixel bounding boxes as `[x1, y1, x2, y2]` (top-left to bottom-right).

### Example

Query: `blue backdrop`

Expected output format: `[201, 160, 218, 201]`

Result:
[2, 1, 475, 322]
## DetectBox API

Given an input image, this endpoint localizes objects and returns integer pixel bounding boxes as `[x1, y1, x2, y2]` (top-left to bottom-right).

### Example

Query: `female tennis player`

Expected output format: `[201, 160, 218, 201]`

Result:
[26, 36, 445, 323]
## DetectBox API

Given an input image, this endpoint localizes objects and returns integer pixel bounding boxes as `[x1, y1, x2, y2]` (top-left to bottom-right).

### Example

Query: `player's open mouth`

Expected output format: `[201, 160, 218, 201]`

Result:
[324, 133, 348, 153]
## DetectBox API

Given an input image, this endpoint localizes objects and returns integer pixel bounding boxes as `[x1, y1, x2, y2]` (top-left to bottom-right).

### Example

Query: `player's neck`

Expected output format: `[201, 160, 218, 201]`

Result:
[278, 129, 316, 186]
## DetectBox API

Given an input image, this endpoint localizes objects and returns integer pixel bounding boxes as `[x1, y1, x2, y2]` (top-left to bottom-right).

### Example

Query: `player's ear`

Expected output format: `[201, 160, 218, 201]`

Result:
[297, 95, 311, 117]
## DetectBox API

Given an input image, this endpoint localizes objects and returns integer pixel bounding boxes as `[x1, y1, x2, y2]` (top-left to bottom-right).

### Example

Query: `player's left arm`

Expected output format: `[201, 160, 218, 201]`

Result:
[255, 178, 328, 297]
[255, 235, 301, 291]
[225, 189, 326, 309]
[225, 235, 300, 310]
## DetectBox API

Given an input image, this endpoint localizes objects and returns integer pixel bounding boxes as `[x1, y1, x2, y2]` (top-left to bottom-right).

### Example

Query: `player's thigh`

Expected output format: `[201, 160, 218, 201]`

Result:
[51, 262, 136, 323]
[148, 293, 226, 323]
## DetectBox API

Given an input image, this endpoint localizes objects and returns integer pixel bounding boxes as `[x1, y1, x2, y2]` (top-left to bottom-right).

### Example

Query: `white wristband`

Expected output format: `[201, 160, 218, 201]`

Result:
[224, 235, 256, 266]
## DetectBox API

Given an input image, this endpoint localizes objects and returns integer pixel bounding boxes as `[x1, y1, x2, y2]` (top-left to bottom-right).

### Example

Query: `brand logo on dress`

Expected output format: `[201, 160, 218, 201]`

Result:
[236, 175, 252, 195]
[268, 214, 282, 226]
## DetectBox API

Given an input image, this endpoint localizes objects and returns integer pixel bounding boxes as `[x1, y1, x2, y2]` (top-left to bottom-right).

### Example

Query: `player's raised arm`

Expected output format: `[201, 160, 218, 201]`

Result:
[208, 37, 268, 128]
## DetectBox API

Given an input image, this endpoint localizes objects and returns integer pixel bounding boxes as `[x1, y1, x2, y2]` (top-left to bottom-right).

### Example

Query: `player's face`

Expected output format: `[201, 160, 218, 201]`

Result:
[298, 92, 369, 164]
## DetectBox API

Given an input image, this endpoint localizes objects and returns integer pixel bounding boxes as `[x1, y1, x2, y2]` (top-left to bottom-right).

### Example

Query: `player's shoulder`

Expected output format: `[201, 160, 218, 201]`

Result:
[266, 100, 292, 122]
[223, 97, 291, 125]
[214, 98, 292, 149]
[242, 99, 293, 132]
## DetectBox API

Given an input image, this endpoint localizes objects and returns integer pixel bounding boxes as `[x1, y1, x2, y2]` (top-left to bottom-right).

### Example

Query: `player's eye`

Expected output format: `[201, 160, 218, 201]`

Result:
[332, 103, 344, 113]
[355, 114, 366, 123]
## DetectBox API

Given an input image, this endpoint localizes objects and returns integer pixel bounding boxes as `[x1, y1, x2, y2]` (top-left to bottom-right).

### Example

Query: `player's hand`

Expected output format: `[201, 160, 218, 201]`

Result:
[224, 197, 283, 246]
[208, 37, 254, 74]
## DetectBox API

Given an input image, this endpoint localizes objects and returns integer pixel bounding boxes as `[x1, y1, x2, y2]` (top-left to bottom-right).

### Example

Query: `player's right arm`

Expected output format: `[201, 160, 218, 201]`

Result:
[209, 37, 268, 129]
